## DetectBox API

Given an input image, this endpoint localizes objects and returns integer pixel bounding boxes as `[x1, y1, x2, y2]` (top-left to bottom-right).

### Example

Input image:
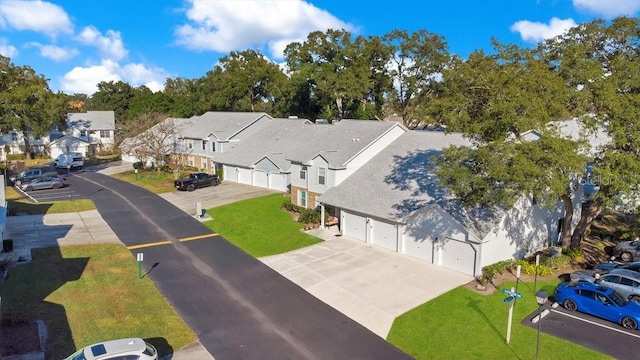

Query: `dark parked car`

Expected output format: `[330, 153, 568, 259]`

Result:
[9, 168, 58, 186]
[613, 240, 640, 262]
[20, 176, 65, 191]
[555, 281, 640, 330]
[174, 172, 220, 192]
[570, 268, 640, 301]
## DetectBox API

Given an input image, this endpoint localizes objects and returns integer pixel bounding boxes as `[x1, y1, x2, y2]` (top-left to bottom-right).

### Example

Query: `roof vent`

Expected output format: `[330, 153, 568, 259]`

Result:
[352, 138, 360, 142]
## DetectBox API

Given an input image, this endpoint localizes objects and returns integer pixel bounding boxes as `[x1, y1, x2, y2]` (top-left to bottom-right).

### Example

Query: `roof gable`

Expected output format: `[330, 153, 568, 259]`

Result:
[180, 111, 271, 140]
[318, 130, 502, 238]
[67, 111, 115, 130]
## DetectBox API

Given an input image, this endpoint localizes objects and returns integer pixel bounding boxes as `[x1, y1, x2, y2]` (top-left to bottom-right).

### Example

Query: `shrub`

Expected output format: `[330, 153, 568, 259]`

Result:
[298, 208, 320, 224]
[543, 254, 572, 269]
[6, 154, 26, 161]
[132, 161, 144, 170]
[481, 260, 514, 284]
[562, 247, 582, 260]
[513, 259, 553, 276]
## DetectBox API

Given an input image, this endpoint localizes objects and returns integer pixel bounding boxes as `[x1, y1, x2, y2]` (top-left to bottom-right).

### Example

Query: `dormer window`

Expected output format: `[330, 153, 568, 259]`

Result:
[80, 130, 87, 137]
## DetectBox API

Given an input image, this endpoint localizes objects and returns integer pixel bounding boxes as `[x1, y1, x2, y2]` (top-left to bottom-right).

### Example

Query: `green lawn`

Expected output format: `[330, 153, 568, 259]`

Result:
[387, 280, 611, 360]
[0, 244, 196, 358]
[111, 170, 178, 193]
[203, 193, 322, 257]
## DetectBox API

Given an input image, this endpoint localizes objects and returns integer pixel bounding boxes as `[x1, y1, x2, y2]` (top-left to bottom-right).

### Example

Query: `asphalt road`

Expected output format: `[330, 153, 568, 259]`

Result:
[73, 171, 413, 360]
[523, 303, 640, 359]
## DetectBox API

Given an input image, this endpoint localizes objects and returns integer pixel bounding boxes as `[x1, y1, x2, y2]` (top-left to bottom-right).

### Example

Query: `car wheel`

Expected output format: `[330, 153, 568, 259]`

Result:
[630, 295, 640, 302]
[52, 184, 59, 189]
[14, 180, 22, 186]
[621, 252, 634, 262]
[563, 299, 578, 311]
[24, 186, 33, 192]
[187, 184, 195, 192]
[622, 316, 638, 330]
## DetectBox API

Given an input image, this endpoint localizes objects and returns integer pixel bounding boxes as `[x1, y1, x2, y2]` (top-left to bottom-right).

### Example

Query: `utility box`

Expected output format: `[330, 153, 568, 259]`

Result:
[2, 239, 13, 253]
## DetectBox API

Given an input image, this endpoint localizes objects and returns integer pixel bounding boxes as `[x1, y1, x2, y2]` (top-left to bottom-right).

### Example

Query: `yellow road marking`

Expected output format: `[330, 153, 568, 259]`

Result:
[127, 240, 172, 250]
[179, 233, 219, 242]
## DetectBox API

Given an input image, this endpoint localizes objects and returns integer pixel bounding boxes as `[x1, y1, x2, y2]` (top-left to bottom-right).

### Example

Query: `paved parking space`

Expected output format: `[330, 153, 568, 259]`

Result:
[260, 231, 473, 338]
[14, 171, 83, 203]
[523, 302, 640, 359]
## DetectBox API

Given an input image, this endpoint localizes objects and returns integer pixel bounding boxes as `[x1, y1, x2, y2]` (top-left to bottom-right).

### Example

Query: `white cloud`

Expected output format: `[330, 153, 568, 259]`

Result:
[25, 42, 78, 61]
[510, 18, 577, 43]
[573, 0, 640, 18]
[0, 0, 72, 36]
[175, 0, 355, 59]
[61, 59, 168, 95]
[0, 37, 18, 58]
[77, 26, 128, 61]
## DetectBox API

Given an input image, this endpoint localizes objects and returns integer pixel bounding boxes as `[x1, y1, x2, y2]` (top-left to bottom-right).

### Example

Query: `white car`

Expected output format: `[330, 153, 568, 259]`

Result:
[65, 338, 157, 360]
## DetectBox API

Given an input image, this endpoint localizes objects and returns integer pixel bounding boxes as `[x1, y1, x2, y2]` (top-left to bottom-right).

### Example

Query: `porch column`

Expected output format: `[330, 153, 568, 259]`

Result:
[320, 204, 326, 228]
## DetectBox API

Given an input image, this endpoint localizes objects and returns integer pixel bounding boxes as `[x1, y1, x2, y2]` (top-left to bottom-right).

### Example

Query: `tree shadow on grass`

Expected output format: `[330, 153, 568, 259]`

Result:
[466, 296, 523, 360]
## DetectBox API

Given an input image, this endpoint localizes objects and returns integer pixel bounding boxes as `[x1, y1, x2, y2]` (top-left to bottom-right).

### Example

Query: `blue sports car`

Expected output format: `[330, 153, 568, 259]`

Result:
[555, 281, 640, 330]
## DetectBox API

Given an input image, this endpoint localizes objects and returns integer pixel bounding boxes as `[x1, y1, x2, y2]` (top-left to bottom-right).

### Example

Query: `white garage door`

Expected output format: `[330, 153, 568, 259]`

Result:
[253, 170, 268, 188]
[371, 219, 398, 251]
[402, 228, 434, 262]
[224, 166, 238, 183]
[238, 168, 252, 185]
[439, 238, 476, 276]
[343, 211, 367, 242]
[268, 173, 286, 191]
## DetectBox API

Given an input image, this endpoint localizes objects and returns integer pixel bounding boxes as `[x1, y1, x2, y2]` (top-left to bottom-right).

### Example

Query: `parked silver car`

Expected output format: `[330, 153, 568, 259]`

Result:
[613, 240, 640, 262]
[19, 176, 65, 191]
[571, 268, 640, 301]
[64, 338, 157, 360]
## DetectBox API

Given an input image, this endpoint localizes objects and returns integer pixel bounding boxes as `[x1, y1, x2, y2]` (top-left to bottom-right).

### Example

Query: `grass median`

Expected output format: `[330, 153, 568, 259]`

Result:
[0, 244, 196, 358]
[111, 170, 178, 193]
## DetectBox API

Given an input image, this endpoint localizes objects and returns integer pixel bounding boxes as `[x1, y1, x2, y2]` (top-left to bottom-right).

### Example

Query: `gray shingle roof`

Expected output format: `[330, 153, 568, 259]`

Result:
[67, 111, 115, 130]
[286, 119, 403, 167]
[318, 131, 502, 238]
[214, 119, 404, 170]
[180, 111, 271, 140]
[212, 118, 315, 170]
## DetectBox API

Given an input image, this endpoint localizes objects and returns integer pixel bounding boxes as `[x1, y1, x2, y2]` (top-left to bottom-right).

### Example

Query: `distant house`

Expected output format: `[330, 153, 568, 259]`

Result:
[63, 111, 116, 155]
[0, 111, 115, 160]
[318, 131, 584, 276]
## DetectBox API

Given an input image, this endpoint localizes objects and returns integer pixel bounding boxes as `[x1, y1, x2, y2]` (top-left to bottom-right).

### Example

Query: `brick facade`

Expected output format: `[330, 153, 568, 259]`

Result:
[290, 185, 321, 209]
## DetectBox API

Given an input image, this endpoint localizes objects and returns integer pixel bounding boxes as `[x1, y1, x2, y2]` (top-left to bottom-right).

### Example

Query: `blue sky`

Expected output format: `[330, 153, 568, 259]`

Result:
[1, 0, 639, 95]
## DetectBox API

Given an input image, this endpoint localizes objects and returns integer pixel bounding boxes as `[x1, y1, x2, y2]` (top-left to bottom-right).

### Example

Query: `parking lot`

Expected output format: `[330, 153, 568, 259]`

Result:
[524, 302, 640, 359]
[13, 168, 84, 203]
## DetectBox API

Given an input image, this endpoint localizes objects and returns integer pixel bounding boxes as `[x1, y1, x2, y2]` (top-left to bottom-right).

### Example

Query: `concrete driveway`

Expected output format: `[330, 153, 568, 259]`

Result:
[260, 229, 473, 338]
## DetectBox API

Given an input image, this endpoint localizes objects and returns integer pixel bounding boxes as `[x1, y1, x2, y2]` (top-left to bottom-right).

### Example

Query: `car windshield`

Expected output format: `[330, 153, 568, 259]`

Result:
[609, 289, 629, 306]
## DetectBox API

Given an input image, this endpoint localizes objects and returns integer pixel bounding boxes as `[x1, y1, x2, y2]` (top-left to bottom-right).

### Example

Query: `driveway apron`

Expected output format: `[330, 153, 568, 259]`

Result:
[76, 172, 412, 360]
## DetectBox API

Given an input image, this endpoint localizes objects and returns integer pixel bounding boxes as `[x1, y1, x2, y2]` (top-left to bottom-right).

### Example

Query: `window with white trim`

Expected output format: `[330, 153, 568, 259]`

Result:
[211, 142, 216, 152]
[202, 140, 207, 150]
[300, 166, 307, 180]
[299, 190, 307, 207]
[100, 130, 110, 138]
[318, 167, 326, 185]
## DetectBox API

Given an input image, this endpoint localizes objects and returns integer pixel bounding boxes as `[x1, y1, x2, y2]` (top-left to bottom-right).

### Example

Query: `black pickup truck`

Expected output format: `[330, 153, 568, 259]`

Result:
[174, 172, 221, 191]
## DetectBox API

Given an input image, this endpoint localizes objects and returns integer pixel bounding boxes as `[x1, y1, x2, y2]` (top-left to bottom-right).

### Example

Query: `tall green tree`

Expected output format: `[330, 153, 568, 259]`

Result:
[203, 49, 287, 114]
[432, 45, 587, 247]
[86, 80, 135, 124]
[540, 17, 640, 248]
[163, 77, 207, 118]
[382, 29, 451, 128]
[0, 56, 68, 159]
[284, 29, 372, 120]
